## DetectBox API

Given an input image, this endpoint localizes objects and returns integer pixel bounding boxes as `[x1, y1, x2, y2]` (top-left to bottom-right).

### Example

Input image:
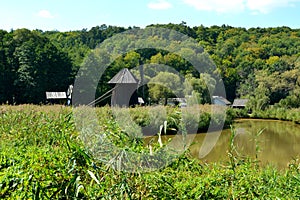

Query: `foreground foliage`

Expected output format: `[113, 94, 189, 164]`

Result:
[0, 105, 300, 199]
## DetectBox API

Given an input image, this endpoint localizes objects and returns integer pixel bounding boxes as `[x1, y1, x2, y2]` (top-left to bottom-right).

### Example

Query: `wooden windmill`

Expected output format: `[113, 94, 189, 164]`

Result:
[108, 68, 139, 107]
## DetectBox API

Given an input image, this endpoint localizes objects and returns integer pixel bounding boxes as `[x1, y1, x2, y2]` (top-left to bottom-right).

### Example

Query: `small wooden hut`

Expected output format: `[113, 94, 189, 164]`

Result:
[108, 68, 139, 107]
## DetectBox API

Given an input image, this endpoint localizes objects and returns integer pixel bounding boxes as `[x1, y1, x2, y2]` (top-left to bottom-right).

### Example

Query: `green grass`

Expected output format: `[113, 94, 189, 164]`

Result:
[227, 106, 300, 124]
[0, 105, 299, 199]
[251, 107, 300, 123]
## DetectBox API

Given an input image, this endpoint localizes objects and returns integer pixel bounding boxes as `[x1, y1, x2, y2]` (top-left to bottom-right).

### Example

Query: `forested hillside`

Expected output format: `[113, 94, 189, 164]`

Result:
[1, 23, 300, 109]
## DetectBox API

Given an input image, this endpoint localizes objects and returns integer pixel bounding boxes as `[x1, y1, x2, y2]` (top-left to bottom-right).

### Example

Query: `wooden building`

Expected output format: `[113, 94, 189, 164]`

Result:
[108, 68, 139, 107]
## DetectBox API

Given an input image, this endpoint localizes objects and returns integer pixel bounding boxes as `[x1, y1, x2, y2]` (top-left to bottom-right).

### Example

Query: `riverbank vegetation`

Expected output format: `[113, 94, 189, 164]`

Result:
[228, 107, 300, 124]
[1, 105, 300, 199]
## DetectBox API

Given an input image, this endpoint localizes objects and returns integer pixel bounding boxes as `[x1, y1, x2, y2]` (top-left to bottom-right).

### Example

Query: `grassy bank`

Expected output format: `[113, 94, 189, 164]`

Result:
[0, 105, 300, 199]
[251, 107, 300, 124]
[228, 107, 300, 124]
[93, 104, 234, 134]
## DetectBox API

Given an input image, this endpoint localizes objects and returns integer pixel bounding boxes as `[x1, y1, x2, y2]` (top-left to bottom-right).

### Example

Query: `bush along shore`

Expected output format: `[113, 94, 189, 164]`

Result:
[99, 104, 234, 134]
[0, 105, 300, 199]
[228, 107, 300, 124]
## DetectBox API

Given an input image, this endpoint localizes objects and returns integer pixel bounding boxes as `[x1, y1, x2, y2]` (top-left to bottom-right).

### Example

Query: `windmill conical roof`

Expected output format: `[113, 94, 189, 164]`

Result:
[108, 68, 139, 84]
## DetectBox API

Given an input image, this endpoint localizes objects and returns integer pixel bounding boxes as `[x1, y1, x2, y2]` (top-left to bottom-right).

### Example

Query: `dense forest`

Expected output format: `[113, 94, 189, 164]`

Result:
[0, 23, 300, 109]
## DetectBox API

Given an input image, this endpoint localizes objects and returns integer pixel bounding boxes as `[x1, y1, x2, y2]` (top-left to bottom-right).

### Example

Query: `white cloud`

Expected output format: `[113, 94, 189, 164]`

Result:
[182, 0, 245, 13]
[182, 0, 300, 14]
[246, 0, 299, 14]
[148, 0, 173, 10]
[37, 10, 55, 19]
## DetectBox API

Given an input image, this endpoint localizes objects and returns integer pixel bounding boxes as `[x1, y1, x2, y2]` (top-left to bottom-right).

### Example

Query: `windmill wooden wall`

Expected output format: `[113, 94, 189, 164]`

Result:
[108, 68, 139, 107]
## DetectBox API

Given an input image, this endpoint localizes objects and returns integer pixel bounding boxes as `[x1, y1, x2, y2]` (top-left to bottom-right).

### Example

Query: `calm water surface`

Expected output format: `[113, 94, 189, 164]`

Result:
[149, 119, 300, 169]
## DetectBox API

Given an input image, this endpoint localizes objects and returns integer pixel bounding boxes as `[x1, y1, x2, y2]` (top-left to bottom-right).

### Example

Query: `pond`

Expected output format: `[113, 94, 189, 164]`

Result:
[148, 119, 300, 169]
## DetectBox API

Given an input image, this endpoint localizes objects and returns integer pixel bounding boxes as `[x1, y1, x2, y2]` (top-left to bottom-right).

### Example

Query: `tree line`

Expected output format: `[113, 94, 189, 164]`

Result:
[0, 23, 300, 109]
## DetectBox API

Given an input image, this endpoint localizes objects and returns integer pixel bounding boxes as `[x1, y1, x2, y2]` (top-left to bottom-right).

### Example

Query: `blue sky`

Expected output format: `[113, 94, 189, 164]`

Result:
[1, 0, 300, 31]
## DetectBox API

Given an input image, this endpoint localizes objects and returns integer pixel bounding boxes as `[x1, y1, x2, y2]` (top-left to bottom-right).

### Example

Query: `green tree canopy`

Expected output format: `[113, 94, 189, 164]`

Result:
[148, 71, 182, 105]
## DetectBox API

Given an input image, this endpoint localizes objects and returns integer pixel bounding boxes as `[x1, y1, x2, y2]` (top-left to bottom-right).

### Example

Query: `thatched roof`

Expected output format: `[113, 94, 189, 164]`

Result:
[232, 99, 249, 107]
[108, 68, 139, 84]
